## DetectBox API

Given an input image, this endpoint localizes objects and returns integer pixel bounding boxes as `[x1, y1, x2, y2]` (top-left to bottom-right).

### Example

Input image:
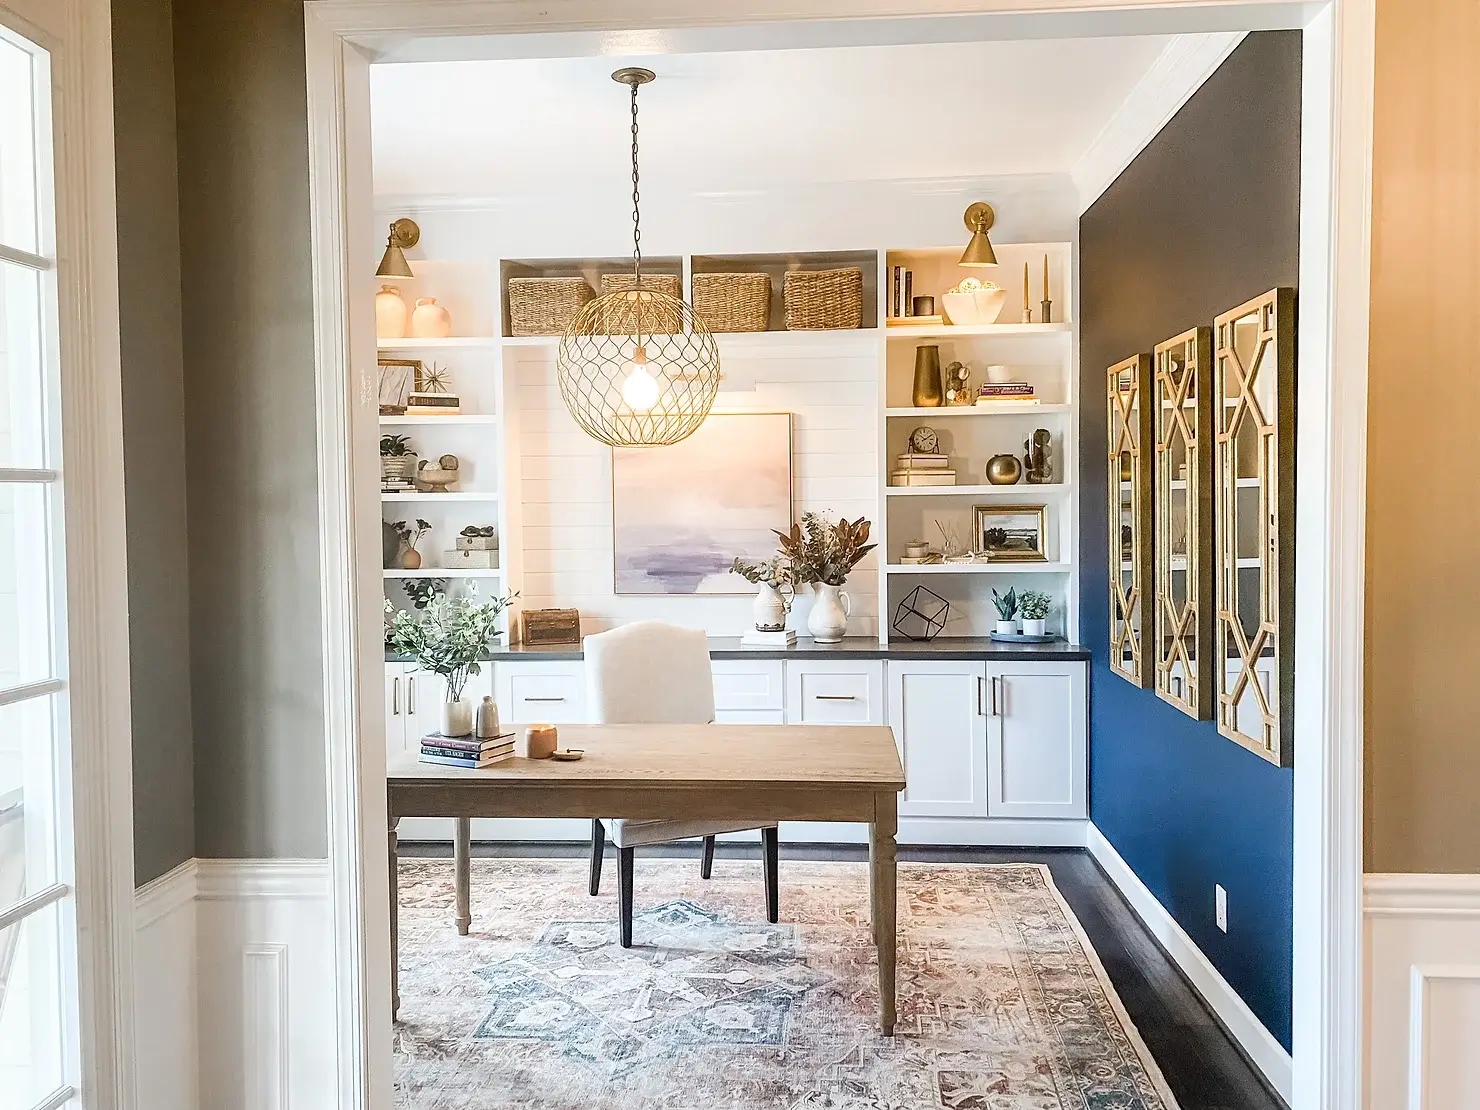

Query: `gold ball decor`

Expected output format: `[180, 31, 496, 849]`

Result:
[556, 286, 721, 448]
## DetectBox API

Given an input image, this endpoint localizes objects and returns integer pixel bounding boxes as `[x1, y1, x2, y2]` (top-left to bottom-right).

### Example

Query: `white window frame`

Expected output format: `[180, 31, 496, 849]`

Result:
[0, 2, 138, 1109]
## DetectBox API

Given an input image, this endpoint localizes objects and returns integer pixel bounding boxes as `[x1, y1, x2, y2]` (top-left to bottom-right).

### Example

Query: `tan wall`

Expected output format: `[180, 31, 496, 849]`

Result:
[1365, 0, 1480, 873]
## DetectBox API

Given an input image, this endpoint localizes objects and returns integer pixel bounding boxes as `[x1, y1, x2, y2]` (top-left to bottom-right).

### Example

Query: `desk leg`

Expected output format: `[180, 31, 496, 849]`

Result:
[454, 817, 472, 936]
[389, 814, 400, 1020]
[870, 792, 897, 1036]
[866, 834, 878, 946]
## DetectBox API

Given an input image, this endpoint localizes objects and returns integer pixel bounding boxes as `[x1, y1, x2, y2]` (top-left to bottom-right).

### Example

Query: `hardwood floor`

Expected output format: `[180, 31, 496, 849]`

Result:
[400, 840, 1287, 1110]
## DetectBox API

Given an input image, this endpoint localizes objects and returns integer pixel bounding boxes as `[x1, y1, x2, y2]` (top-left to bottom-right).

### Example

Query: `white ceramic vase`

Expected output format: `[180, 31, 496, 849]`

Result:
[995, 619, 1018, 637]
[440, 697, 474, 738]
[410, 297, 452, 338]
[375, 284, 408, 339]
[808, 583, 852, 643]
[1022, 618, 1047, 637]
[752, 582, 792, 632]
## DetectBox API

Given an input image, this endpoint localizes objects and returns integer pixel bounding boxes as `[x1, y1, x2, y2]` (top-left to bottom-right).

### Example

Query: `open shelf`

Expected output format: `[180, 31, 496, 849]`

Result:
[377, 337, 501, 349]
[887, 483, 1072, 497]
[885, 561, 1072, 575]
[379, 414, 500, 426]
[381, 491, 500, 502]
[886, 403, 1070, 418]
[384, 568, 502, 579]
[884, 322, 1072, 340]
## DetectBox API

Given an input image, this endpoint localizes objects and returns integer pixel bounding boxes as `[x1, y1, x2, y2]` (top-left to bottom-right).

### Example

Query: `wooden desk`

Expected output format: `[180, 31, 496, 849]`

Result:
[386, 723, 907, 1033]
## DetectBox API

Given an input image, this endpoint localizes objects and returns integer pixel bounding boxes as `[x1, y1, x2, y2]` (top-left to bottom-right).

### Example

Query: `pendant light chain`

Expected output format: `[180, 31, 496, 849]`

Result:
[630, 79, 642, 288]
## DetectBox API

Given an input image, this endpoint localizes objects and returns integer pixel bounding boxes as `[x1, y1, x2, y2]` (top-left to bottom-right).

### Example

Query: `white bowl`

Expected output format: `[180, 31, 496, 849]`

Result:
[941, 288, 1008, 326]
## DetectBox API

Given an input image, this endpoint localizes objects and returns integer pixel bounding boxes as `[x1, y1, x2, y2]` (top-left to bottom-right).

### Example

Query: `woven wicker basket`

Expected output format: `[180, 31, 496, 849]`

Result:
[784, 267, 864, 330]
[507, 277, 594, 336]
[692, 272, 771, 332]
[598, 272, 683, 334]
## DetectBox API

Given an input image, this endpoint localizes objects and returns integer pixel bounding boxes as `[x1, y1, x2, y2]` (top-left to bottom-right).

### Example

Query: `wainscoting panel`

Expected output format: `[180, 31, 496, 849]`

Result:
[135, 861, 200, 1110]
[510, 335, 881, 637]
[1365, 874, 1480, 1110]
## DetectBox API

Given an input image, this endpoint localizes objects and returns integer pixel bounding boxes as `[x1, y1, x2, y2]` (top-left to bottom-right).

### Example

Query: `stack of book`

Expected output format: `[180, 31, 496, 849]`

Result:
[405, 391, 462, 416]
[382, 474, 417, 494]
[887, 265, 914, 320]
[419, 731, 514, 769]
[890, 452, 956, 487]
[975, 382, 1037, 404]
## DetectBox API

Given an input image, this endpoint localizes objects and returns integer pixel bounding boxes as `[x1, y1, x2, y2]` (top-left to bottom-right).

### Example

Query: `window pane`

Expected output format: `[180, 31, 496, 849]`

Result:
[0, 897, 65, 1110]
[0, 482, 56, 691]
[0, 260, 45, 468]
[0, 694, 59, 905]
[0, 34, 39, 255]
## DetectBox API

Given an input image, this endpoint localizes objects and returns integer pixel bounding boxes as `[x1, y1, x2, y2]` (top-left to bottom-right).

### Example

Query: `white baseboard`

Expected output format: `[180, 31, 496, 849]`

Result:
[1086, 824, 1292, 1104]
[135, 860, 200, 1110]
[1364, 872, 1480, 1110]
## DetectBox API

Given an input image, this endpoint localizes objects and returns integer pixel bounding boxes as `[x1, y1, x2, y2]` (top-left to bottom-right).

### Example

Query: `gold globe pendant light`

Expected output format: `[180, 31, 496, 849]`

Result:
[557, 68, 720, 449]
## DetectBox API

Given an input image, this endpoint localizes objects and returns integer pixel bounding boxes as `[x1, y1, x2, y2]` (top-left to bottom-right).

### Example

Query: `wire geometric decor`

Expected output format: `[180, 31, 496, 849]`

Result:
[557, 287, 721, 448]
[891, 585, 951, 641]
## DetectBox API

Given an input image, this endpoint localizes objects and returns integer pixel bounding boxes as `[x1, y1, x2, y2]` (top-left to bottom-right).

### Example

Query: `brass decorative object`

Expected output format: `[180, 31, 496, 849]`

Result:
[1108, 353, 1153, 688]
[959, 201, 998, 267]
[911, 345, 944, 407]
[1214, 288, 1295, 766]
[1153, 328, 1214, 719]
[555, 68, 720, 448]
[985, 453, 1022, 485]
[376, 218, 420, 278]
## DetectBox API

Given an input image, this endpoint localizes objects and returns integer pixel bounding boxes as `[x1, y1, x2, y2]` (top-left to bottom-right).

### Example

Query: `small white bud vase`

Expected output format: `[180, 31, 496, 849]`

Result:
[410, 296, 452, 339]
[995, 619, 1018, 637]
[1022, 618, 1047, 636]
[440, 697, 474, 738]
[751, 582, 792, 632]
[808, 583, 852, 644]
[376, 284, 408, 339]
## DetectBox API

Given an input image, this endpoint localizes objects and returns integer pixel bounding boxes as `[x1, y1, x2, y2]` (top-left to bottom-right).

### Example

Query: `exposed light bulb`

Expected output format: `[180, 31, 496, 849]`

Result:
[620, 345, 660, 412]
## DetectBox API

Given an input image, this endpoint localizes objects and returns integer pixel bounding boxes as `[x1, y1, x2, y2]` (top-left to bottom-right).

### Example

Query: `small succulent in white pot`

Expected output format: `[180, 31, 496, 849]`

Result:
[991, 587, 1018, 637]
[1018, 590, 1052, 636]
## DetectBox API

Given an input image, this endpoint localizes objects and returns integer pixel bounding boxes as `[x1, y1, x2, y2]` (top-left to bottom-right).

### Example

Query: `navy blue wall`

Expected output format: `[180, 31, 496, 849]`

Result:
[1079, 32, 1300, 1051]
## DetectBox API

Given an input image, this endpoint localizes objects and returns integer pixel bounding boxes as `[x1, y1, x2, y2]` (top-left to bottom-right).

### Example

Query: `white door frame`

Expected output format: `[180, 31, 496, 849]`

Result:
[0, 0, 139, 1107]
[301, 4, 1373, 1109]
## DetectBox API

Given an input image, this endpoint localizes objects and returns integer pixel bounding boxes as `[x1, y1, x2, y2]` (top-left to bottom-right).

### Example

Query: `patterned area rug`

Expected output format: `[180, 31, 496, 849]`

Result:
[394, 859, 1178, 1110]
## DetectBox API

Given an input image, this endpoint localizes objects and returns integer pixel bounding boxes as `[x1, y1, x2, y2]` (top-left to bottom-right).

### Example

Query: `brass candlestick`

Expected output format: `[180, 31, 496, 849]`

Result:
[1021, 262, 1032, 324]
[1040, 254, 1053, 324]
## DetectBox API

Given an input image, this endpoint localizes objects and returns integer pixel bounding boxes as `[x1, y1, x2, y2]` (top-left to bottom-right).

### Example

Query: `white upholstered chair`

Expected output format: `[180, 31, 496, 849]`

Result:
[584, 621, 779, 947]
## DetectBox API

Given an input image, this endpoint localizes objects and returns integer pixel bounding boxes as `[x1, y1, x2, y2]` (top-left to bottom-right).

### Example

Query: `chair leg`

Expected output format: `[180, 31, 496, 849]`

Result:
[617, 846, 635, 948]
[762, 827, 779, 924]
[700, 835, 715, 880]
[589, 819, 604, 896]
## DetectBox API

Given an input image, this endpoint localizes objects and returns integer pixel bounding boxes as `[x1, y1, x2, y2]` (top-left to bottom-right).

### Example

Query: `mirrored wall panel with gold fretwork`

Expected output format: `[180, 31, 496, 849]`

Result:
[1153, 327, 1214, 719]
[1213, 288, 1295, 766]
[1107, 354, 1153, 688]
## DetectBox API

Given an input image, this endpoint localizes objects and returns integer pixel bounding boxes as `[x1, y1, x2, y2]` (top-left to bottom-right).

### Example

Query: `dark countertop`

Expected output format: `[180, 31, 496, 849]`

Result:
[387, 635, 1089, 664]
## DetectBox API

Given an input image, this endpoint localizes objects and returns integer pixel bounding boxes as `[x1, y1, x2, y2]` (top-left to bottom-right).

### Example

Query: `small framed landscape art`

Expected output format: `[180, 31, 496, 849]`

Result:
[974, 504, 1047, 562]
[612, 411, 794, 595]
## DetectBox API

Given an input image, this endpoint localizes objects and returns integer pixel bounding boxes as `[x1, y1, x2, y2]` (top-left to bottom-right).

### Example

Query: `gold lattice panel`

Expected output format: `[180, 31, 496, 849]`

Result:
[1213, 289, 1295, 766]
[1107, 354, 1152, 688]
[1153, 328, 1213, 719]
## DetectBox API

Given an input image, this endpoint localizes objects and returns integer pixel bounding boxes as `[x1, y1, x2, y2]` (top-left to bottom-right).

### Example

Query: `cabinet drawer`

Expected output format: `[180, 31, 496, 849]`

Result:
[785, 660, 884, 725]
[497, 662, 587, 724]
[710, 660, 784, 712]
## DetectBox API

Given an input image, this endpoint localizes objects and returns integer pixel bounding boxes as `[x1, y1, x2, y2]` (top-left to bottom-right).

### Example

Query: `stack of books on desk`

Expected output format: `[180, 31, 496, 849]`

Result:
[975, 382, 1037, 404]
[890, 452, 955, 487]
[419, 731, 515, 769]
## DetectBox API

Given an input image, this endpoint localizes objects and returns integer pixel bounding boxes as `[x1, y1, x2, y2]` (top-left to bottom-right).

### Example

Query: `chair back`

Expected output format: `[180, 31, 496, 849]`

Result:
[583, 621, 715, 724]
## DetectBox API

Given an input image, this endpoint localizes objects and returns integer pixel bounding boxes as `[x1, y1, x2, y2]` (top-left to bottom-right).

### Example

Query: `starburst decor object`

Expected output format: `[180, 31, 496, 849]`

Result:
[417, 361, 451, 393]
[556, 68, 720, 448]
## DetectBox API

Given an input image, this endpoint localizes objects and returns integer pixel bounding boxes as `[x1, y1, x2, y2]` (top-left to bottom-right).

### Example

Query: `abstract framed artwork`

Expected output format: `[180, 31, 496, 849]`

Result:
[612, 411, 794, 595]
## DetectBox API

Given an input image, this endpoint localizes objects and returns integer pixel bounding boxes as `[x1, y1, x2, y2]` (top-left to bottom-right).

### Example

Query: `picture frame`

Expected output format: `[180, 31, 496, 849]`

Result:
[378, 358, 420, 413]
[973, 504, 1047, 562]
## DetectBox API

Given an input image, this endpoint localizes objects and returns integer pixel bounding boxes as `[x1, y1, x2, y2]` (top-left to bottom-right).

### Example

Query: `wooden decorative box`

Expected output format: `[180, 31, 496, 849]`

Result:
[521, 608, 581, 646]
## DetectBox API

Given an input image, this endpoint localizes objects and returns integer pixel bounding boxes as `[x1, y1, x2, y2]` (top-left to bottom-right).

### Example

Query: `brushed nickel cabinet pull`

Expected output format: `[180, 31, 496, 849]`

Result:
[815, 694, 857, 701]
[990, 676, 1000, 717]
[407, 676, 415, 714]
[392, 677, 400, 715]
[976, 676, 984, 716]
[524, 696, 566, 702]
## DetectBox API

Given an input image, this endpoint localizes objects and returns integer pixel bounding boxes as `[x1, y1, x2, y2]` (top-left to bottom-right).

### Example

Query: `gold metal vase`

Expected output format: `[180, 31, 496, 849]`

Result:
[912, 345, 944, 408]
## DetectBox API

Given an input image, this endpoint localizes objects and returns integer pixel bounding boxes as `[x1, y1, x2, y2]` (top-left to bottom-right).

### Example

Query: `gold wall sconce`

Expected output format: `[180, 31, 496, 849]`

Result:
[376, 217, 420, 278]
[959, 202, 998, 267]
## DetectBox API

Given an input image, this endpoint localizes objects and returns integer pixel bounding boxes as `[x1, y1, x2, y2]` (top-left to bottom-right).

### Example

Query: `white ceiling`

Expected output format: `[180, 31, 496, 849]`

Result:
[370, 37, 1174, 200]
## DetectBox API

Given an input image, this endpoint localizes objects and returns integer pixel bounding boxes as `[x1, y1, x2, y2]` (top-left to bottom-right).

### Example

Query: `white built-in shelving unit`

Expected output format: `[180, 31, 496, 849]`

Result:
[378, 237, 1079, 644]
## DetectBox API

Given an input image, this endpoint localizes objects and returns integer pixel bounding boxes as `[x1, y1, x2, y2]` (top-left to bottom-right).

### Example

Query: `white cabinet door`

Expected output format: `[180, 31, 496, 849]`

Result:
[496, 661, 587, 724]
[887, 660, 988, 817]
[784, 660, 884, 725]
[985, 660, 1087, 819]
[711, 660, 785, 714]
[385, 662, 409, 756]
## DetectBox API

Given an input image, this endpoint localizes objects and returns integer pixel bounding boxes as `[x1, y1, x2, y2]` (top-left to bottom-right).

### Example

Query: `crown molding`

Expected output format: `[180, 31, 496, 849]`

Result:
[1072, 31, 1245, 214]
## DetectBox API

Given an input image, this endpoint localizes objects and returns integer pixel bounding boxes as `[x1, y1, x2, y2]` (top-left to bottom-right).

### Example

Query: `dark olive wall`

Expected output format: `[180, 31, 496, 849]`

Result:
[1078, 31, 1302, 1049]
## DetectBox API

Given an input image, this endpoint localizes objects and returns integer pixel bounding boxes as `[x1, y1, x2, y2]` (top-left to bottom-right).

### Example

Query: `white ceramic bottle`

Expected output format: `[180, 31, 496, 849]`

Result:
[375, 284, 408, 338]
[410, 296, 452, 339]
[475, 695, 500, 739]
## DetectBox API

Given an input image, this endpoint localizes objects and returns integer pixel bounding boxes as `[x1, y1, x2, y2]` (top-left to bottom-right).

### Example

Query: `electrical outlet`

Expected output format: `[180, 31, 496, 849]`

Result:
[1215, 884, 1228, 933]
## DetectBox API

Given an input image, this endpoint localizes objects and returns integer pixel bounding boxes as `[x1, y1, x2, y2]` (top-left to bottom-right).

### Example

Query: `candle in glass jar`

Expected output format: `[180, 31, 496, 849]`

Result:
[524, 724, 558, 760]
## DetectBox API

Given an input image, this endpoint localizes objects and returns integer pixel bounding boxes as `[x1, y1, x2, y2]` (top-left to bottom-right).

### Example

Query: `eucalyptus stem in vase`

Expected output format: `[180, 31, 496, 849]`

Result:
[384, 587, 516, 737]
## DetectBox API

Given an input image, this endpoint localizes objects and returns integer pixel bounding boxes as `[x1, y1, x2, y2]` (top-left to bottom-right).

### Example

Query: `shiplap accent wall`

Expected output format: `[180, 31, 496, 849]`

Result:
[511, 333, 881, 636]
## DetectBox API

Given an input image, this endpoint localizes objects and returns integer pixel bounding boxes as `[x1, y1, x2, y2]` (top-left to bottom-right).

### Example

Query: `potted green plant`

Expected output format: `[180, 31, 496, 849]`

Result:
[774, 513, 876, 643]
[392, 518, 431, 570]
[1018, 589, 1052, 636]
[384, 587, 516, 737]
[732, 555, 795, 632]
[380, 433, 418, 487]
[991, 587, 1018, 637]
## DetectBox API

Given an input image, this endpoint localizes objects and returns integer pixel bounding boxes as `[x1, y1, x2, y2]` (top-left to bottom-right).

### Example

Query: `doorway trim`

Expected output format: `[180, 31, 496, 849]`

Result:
[302, 4, 1373, 1108]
